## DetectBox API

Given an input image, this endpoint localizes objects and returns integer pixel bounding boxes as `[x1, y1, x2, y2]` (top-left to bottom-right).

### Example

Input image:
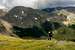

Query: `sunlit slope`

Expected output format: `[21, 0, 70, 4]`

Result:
[0, 34, 75, 50]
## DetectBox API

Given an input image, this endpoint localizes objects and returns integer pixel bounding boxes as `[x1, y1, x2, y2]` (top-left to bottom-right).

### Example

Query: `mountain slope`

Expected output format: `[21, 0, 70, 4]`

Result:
[1, 6, 66, 28]
[2, 6, 50, 28]
[0, 6, 67, 37]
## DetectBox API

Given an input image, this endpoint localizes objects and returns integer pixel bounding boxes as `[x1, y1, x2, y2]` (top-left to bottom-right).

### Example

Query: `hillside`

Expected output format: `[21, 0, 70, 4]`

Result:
[2, 6, 50, 28]
[0, 34, 75, 50]
[0, 6, 75, 38]
[1, 6, 66, 28]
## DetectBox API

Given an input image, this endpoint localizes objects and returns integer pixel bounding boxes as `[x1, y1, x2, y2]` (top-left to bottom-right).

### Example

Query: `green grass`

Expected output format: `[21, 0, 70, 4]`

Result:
[0, 34, 75, 50]
[53, 27, 75, 40]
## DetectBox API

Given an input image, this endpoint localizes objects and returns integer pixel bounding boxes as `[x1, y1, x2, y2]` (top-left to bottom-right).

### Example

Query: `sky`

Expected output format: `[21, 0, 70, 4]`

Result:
[0, 0, 75, 9]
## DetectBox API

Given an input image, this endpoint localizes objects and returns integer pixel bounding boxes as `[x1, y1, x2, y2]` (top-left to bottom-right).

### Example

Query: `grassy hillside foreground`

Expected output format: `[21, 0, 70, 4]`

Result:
[0, 34, 75, 50]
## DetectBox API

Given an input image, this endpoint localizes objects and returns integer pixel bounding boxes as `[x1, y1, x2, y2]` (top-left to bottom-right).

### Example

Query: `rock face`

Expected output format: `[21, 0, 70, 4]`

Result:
[1, 6, 51, 28]
[0, 9, 7, 16]
[0, 19, 18, 37]
[1, 6, 67, 28]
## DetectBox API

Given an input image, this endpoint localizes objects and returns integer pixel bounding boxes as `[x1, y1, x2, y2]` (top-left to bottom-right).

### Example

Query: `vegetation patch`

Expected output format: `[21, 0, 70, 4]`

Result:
[0, 34, 75, 50]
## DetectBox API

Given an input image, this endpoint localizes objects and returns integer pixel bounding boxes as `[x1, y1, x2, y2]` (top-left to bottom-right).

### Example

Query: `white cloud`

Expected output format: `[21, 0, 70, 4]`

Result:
[5, 0, 38, 9]
[0, 0, 75, 9]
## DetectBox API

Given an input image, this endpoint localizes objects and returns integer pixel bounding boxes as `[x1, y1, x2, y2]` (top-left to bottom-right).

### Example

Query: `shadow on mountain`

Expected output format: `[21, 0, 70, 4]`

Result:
[13, 26, 46, 38]
[12, 21, 61, 38]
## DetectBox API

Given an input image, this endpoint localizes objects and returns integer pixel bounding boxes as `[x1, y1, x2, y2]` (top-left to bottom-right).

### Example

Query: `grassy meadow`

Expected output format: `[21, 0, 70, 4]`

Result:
[0, 34, 75, 50]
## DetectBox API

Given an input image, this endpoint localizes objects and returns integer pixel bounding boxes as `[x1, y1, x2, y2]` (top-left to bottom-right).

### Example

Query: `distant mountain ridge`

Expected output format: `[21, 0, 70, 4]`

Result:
[42, 7, 75, 13]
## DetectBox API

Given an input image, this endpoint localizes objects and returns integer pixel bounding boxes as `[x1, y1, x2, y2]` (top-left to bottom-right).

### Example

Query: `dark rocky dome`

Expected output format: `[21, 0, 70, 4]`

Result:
[1, 6, 50, 28]
[0, 6, 67, 28]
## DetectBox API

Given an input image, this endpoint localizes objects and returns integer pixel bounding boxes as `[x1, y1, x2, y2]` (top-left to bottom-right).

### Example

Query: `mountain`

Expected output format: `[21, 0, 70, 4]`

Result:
[42, 7, 75, 13]
[1, 6, 67, 29]
[1, 6, 52, 28]
[1, 6, 74, 37]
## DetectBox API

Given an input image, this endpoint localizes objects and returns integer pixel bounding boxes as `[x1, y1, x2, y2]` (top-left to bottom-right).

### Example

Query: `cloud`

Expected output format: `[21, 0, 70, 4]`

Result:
[0, 0, 75, 9]
[6, 0, 38, 9]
